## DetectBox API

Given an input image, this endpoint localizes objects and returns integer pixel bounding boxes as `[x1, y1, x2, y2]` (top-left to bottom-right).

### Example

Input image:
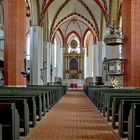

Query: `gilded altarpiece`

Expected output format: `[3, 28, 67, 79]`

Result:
[63, 39, 84, 79]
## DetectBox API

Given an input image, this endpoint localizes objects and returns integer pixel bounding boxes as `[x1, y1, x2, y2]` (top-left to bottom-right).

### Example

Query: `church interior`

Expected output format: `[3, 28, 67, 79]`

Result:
[0, 0, 140, 140]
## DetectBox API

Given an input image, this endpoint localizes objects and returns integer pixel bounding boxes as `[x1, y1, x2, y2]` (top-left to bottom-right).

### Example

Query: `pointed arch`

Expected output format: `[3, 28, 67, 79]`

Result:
[82, 28, 96, 46]
[52, 28, 64, 48]
[50, 0, 99, 38]
[52, 12, 97, 39]
[65, 19, 82, 38]
[40, 0, 108, 25]
[66, 31, 81, 45]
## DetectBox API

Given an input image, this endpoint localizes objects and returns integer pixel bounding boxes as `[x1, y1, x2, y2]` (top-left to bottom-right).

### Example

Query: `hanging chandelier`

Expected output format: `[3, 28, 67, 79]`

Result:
[104, 22, 124, 46]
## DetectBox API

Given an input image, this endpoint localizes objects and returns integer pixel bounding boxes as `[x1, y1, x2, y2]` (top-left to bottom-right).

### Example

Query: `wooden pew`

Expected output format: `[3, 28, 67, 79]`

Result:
[0, 98, 29, 136]
[0, 95, 36, 128]
[26, 86, 58, 111]
[0, 89, 43, 121]
[87, 87, 110, 108]
[21, 96, 36, 127]
[86, 88, 140, 118]
[101, 89, 137, 117]
[0, 103, 19, 140]
[105, 93, 140, 121]
[0, 86, 65, 125]
[0, 123, 2, 140]
[27, 85, 66, 109]
[26, 86, 52, 112]
[128, 103, 140, 140]
[112, 97, 140, 129]
[118, 100, 140, 138]
[87, 87, 134, 116]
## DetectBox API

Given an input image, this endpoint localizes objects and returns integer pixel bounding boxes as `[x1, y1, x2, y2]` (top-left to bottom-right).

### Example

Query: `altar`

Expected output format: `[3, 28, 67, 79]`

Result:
[63, 38, 84, 80]
[63, 79, 84, 87]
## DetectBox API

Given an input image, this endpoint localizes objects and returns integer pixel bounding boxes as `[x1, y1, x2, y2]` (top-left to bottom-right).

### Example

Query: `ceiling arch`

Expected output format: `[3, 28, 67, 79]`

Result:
[50, 0, 71, 36]
[53, 21, 96, 48]
[51, 12, 97, 40]
[50, 0, 99, 39]
[86, 33, 93, 49]
[66, 31, 81, 44]
[40, 0, 108, 25]
[92, 0, 108, 23]
[52, 28, 64, 47]
[64, 19, 82, 37]
[102, 0, 108, 11]
[82, 28, 96, 46]
[77, 0, 99, 35]
[37, 0, 110, 44]
[53, 32, 62, 47]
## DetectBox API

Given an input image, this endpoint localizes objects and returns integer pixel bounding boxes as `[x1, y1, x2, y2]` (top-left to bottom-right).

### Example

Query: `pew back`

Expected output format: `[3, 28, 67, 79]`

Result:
[0, 123, 2, 140]
[0, 103, 19, 140]
[0, 98, 29, 136]
[128, 103, 140, 140]
[119, 100, 140, 138]
[112, 97, 140, 128]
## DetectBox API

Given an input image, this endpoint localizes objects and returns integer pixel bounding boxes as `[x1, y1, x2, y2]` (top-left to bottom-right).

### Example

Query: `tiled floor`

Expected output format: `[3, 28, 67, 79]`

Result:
[24, 91, 120, 140]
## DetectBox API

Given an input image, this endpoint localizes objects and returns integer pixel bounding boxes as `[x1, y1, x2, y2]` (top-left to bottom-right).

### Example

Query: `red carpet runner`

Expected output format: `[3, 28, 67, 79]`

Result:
[24, 91, 120, 140]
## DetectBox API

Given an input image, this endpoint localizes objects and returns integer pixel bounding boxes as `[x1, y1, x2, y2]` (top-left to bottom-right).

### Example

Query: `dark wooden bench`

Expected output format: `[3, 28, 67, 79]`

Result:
[87, 87, 110, 108]
[27, 87, 58, 111]
[0, 89, 43, 121]
[0, 123, 2, 140]
[0, 86, 65, 128]
[0, 98, 29, 136]
[101, 89, 137, 117]
[27, 85, 66, 110]
[0, 103, 19, 140]
[86, 88, 140, 118]
[105, 93, 140, 121]
[118, 100, 140, 138]
[128, 103, 140, 140]
[87, 87, 135, 116]
[112, 97, 140, 129]
[0, 95, 36, 127]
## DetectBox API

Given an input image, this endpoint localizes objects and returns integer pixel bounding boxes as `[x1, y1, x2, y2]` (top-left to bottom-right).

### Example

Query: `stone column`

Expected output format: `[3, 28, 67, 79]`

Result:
[4, 0, 26, 86]
[122, 0, 140, 87]
[98, 41, 105, 76]
[56, 45, 63, 78]
[46, 42, 51, 83]
[51, 43, 55, 83]
[43, 42, 48, 85]
[93, 44, 99, 77]
[84, 48, 87, 79]
[30, 26, 43, 85]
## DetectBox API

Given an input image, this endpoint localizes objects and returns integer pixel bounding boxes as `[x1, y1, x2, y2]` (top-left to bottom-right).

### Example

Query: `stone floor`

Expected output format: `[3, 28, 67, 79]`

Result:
[23, 91, 120, 140]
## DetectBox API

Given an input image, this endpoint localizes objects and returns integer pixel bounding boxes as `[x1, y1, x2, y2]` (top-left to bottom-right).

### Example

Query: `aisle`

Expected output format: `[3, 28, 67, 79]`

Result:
[24, 91, 120, 140]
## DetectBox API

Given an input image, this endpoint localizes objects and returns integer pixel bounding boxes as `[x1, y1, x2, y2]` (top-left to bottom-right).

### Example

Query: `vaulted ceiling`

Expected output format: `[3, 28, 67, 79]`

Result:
[0, 0, 122, 47]
[39, 0, 109, 45]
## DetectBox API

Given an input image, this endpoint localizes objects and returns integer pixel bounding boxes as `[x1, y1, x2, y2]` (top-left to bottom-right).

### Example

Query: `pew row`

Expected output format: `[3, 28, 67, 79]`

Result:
[118, 99, 140, 138]
[0, 103, 19, 140]
[128, 103, 140, 140]
[0, 98, 29, 136]
[0, 85, 68, 140]
[0, 123, 2, 140]
[85, 86, 140, 140]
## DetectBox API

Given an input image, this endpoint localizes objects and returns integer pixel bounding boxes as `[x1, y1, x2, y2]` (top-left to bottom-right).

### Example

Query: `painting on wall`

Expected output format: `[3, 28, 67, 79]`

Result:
[70, 58, 78, 70]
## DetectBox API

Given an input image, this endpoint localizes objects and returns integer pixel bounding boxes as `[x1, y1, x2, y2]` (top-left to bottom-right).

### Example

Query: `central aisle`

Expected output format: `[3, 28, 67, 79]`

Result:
[24, 91, 120, 140]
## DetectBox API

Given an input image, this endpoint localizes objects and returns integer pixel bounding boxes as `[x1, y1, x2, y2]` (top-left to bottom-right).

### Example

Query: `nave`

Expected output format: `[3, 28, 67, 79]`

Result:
[24, 90, 119, 140]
